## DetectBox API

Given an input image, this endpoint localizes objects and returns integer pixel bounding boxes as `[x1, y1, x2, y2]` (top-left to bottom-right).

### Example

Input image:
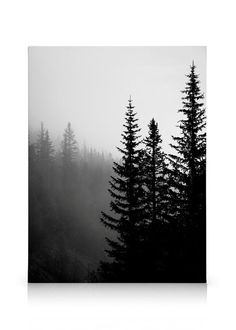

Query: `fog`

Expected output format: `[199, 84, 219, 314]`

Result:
[29, 46, 206, 156]
[28, 47, 206, 282]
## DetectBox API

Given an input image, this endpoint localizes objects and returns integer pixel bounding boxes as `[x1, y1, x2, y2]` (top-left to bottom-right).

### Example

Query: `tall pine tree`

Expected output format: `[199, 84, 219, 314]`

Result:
[143, 118, 168, 225]
[99, 97, 145, 282]
[61, 122, 78, 189]
[168, 62, 206, 281]
[61, 122, 78, 169]
[36, 123, 54, 179]
[141, 119, 169, 280]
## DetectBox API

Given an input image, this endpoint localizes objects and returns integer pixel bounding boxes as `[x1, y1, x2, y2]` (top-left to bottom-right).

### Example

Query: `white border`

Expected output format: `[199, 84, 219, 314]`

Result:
[0, 1, 236, 329]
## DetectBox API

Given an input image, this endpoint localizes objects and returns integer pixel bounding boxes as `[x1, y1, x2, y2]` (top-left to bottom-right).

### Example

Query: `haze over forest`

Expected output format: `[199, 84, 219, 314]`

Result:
[29, 47, 206, 156]
[29, 47, 206, 283]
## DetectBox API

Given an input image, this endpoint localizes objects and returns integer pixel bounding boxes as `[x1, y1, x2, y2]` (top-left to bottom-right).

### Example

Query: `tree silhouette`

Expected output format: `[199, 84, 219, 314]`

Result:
[143, 118, 168, 225]
[141, 119, 169, 280]
[28, 63, 206, 283]
[44, 130, 54, 164]
[35, 123, 54, 181]
[61, 122, 78, 189]
[29, 123, 113, 282]
[62, 122, 78, 168]
[168, 62, 206, 281]
[99, 97, 145, 282]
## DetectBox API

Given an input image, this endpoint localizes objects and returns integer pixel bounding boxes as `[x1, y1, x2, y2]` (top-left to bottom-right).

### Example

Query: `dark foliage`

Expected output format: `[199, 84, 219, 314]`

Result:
[99, 98, 146, 282]
[29, 62, 206, 283]
[143, 118, 168, 225]
[167, 62, 206, 282]
[99, 63, 206, 282]
[141, 118, 170, 281]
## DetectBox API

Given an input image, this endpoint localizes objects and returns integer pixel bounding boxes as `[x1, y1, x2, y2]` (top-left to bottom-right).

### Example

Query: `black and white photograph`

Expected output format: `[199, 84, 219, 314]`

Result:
[2, 1, 236, 330]
[28, 46, 206, 283]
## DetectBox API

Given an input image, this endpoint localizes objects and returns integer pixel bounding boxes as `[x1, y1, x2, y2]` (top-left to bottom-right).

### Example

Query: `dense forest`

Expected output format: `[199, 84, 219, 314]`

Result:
[28, 62, 206, 283]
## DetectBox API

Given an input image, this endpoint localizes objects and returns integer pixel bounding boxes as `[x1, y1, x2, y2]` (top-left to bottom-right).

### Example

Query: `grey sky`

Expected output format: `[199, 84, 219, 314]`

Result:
[29, 46, 206, 157]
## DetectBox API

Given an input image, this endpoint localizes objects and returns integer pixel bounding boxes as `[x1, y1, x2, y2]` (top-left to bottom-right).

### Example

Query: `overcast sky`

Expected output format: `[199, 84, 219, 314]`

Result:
[29, 46, 206, 157]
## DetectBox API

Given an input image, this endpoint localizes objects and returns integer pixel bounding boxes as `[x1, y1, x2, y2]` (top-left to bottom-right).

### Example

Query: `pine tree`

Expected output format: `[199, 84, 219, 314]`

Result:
[99, 97, 145, 282]
[29, 131, 37, 169]
[36, 122, 46, 162]
[141, 119, 169, 280]
[169, 62, 206, 225]
[44, 129, 54, 164]
[60, 122, 78, 196]
[168, 62, 206, 281]
[36, 123, 54, 173]
[61, 122, 78, 170]
[143, 118, 168, 225]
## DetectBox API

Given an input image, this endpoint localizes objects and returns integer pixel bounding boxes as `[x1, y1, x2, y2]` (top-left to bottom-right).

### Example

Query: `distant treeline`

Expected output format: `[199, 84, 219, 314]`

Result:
[29, 62, 206, 283]
[29, 123, 113, 282]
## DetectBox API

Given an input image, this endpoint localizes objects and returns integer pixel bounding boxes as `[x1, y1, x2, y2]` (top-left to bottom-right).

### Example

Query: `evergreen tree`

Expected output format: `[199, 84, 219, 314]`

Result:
[168, 62, 206, 281]
[99, 97, 145, 282]
[61, 122, 78, 169]
[44, 129, 54, 164]
[143, 118, 168, 225]
[141, 119, 169, 280]
[36, 122, 46, 162]
[36, 123, 54, 175]
[61, 122, 78, 190]
[169, 62, 206, 225]
[29, 132, 37, 170]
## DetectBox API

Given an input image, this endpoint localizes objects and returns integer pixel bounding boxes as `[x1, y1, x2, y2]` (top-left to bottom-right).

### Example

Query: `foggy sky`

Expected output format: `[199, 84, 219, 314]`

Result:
[29, 47, 206, 156]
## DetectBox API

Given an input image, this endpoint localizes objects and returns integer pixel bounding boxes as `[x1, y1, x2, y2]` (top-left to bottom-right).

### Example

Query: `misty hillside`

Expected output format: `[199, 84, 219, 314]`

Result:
[29, 124, 114, 282]
[28, 61, 206, 283]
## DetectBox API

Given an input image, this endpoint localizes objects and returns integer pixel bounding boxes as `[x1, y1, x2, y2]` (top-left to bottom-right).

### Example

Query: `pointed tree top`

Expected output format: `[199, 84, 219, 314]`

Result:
[149, 118, 158, 130]
[126, 95, 134, 109]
